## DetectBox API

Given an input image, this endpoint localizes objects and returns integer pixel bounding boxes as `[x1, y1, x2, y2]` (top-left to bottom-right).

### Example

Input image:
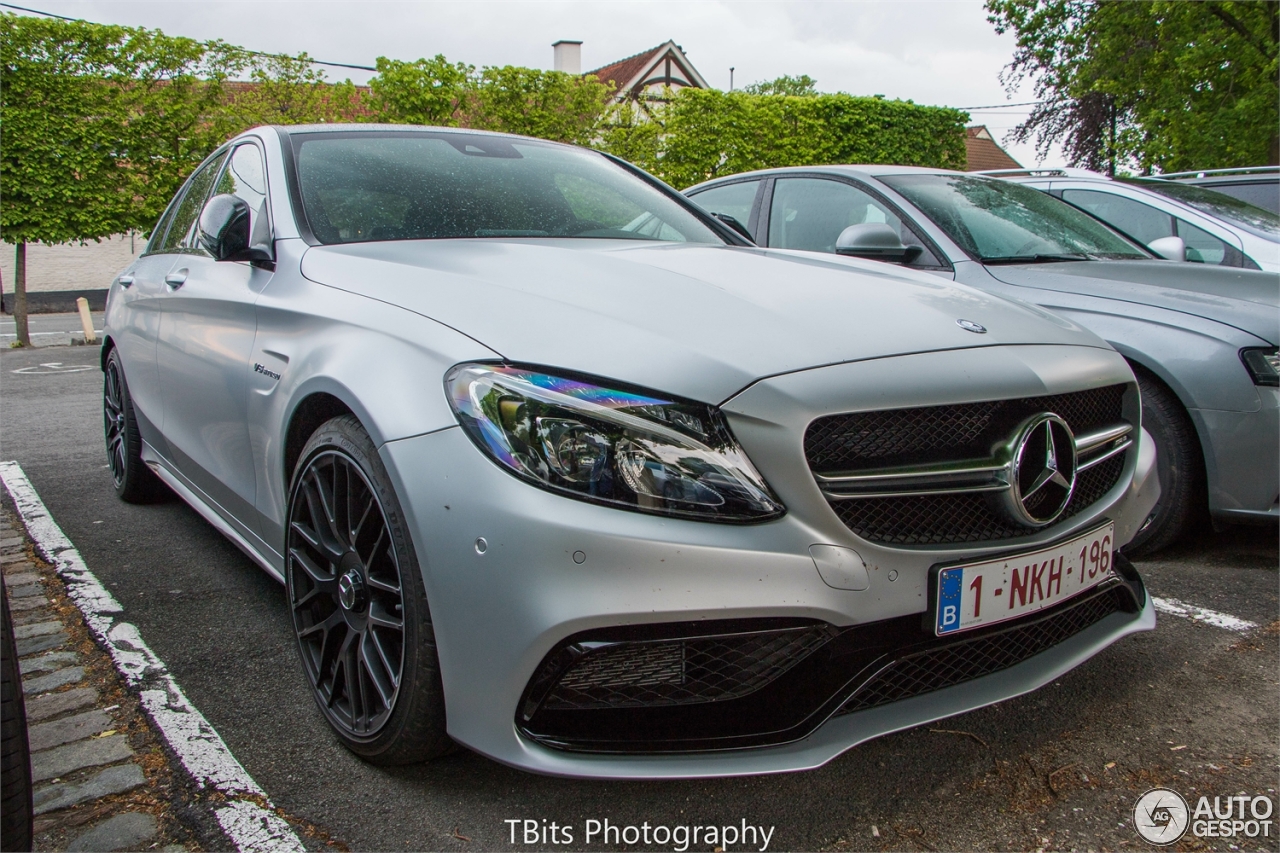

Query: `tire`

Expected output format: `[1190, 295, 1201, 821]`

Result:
[2, 582, 33, 852]
[1123, 366, 1204, 557]
[285, 415, 453, 764]
[103, 348, 166, 503]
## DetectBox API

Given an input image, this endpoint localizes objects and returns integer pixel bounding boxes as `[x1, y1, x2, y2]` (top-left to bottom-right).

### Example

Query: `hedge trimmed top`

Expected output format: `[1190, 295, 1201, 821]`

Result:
[0, 13, 969, 246]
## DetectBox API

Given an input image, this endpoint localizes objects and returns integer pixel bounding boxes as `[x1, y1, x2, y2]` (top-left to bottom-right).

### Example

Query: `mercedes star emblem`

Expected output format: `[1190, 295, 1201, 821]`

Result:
[1000, 413, 1078, 526]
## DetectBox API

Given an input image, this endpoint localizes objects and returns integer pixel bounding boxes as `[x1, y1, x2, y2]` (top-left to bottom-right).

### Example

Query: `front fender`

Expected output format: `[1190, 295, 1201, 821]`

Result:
[247, 249, 499, 559]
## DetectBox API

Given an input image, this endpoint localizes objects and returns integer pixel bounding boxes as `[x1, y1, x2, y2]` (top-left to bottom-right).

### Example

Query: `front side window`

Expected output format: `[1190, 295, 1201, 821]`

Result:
[1060, 189, 1174, 246]
[882, 174, 1150, 262]
[688, 180, 760, 236]
[766, 177, 944, 267]
[154, 150, 228, 255]
[1176, 218, 1232, 265]
[291, 132, 722, 246]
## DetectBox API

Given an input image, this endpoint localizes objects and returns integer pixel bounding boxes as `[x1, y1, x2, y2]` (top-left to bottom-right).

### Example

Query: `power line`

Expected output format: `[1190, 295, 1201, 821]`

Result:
[954, 101, 1045, 110]
[0, 2, 378, 72]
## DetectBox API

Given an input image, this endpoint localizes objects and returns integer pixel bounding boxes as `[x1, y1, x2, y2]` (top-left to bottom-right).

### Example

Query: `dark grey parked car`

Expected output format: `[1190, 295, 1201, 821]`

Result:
[1157, 167, 1280, 216]
[686, 167, 1279, 554]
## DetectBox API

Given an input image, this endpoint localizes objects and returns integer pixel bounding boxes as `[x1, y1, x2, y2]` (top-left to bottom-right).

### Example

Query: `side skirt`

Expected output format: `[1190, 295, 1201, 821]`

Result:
[142, 444, 284, 584]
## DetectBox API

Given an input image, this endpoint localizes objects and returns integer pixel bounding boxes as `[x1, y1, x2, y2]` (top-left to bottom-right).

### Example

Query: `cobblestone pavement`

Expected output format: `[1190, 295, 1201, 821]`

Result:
[3, 506, 203, 852]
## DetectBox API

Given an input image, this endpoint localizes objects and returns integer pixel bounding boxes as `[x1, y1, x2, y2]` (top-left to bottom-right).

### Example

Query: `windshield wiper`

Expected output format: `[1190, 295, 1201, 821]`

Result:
[980, 253, 1091, 265]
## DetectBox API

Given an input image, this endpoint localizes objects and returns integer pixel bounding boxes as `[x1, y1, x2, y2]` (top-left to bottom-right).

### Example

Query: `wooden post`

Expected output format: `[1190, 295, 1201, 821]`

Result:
[14, 242, 29, 348]
[76, 297, 97, 344]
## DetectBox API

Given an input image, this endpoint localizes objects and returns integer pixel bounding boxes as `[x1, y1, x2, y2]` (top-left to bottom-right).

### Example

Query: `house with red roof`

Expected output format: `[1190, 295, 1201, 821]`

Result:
[964, 125, 1021, 171]
[555, 40, 709, 104]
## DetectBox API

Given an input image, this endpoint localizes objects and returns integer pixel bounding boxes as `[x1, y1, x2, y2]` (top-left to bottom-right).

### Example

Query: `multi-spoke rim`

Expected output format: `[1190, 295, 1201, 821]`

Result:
[103, 359, 127, 487]
[287, 450, 405, 738]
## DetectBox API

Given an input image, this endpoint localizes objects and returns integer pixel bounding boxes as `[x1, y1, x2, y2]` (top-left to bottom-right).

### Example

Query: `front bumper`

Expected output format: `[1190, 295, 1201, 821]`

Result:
[1193, 387, 1280, 522]
[381, 346, 1158, 778]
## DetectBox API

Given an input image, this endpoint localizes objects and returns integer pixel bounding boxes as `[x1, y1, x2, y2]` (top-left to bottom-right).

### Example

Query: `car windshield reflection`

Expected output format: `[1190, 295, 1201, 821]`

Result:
[291, 131, 723, 246]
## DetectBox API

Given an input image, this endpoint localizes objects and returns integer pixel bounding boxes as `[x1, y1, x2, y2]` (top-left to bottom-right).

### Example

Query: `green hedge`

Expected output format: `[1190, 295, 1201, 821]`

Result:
[1, 12, 969, 248]
[601, 89, 969, 188]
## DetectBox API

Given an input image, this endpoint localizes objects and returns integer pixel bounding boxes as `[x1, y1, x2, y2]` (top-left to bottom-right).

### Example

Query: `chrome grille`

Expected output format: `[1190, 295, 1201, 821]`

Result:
[831, 454, 1125, 545]
[808, 386, 1130, 545]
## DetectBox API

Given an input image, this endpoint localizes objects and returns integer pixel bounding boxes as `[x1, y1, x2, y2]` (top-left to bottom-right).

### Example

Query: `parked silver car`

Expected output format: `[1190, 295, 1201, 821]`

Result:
[686, 167, 1279, 554]
[104, 127, 1158, 778]
[981, 168, 1280, 272]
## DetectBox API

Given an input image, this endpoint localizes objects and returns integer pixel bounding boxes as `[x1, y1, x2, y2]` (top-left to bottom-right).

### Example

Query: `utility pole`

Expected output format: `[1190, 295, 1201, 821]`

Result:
[729, 67, 734, 91]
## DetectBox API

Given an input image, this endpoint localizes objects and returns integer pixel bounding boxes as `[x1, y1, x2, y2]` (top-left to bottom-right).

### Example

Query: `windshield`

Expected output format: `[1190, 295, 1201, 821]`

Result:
[1130, 179, 1280, 242]
[881, 174, 1150, 262]
[291, 132, 722, 246]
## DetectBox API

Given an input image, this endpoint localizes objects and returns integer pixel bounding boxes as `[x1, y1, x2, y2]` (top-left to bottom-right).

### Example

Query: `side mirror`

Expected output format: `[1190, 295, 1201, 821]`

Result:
[198, 194, 274, 264]
[834, 223, 922, 263]
[1147, 235, 1187, 262]
[711, 212, 754, 243]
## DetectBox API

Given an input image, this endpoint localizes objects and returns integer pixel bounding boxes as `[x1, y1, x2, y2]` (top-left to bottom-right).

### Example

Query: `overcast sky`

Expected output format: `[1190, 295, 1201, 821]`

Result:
[17, 0, 1064, 167]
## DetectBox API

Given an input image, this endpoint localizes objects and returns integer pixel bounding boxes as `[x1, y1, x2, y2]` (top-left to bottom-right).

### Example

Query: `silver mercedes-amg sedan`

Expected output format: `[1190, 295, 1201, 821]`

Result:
[103, 125, 1158, 778]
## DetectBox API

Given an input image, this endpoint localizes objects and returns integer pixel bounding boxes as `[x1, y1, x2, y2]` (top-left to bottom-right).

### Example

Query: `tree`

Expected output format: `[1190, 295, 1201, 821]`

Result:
[464, 66, 611, 146]
[226, 53, 368, 127]
[0, 13, 238, 344]
[368, 55, 472, 126]
[987, 0, 1279, 174]
[742, 74, 819, 97]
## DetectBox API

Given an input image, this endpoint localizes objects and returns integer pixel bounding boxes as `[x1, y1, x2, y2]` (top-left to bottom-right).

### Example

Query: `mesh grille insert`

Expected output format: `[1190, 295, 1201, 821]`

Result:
[838, 586, 1127, 715]
[806, 385, 1125, 473]
[541, 627, 836, 711]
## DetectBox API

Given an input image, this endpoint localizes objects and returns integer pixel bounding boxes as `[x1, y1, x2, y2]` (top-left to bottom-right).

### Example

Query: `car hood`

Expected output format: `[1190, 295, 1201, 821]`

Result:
[984, 259, 1279, 344]
[301, 239, 1106, 403]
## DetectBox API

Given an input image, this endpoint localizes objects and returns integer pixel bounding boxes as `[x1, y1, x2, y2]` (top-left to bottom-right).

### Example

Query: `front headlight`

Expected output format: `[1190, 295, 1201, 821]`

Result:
[1241, 347, 1279, 387]
[446, 364, 785, 522]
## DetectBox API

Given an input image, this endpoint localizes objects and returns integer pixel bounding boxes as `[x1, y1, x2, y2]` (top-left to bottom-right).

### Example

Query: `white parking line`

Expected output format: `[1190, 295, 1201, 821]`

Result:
[1151, 596, 1258, 632]
[0, 461, 305, 853]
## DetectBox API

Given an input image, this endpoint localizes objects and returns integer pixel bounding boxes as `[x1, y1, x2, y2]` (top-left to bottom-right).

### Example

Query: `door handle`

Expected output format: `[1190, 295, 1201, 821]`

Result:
[118, 274, 134, 288]
[165, 270, 188, 289]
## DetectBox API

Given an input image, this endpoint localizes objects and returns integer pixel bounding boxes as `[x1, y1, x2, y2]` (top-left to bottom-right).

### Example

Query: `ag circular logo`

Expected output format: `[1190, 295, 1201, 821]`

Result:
[1134, 788, 1190, 845]
[1001, 413, 1077, 527]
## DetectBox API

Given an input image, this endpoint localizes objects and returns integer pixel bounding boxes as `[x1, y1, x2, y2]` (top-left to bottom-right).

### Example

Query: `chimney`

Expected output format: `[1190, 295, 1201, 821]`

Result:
[553, 40, 582, 75]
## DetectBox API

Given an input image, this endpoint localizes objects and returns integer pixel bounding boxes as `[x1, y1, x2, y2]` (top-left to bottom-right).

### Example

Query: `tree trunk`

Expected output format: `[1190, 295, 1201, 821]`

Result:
[14, 243, 30, 348]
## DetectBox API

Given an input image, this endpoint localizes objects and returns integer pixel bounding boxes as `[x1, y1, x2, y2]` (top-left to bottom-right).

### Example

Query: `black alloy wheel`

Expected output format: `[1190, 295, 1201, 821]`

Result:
[103, 349, 164, 503]
[286, 415, 451, 763]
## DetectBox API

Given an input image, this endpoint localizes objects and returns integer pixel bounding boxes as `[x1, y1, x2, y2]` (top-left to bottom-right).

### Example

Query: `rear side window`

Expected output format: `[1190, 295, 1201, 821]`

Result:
[688, 181, 760, 236]
[153, 151, 228, 255]
[1060, 189, 1173, 246]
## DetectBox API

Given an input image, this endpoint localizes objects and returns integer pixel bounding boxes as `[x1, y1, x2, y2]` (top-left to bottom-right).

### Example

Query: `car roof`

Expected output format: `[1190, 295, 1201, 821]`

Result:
[270, 123, 577, 148]
[687, 164, 968, 189]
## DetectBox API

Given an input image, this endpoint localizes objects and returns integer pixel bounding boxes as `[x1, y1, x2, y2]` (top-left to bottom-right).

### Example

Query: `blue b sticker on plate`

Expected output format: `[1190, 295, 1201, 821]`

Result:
[936, 567, 963, 634]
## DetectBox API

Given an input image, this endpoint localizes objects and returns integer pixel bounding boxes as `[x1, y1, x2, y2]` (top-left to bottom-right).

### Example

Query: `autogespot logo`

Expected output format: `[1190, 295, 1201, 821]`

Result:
[1134, 788, 1190, 845]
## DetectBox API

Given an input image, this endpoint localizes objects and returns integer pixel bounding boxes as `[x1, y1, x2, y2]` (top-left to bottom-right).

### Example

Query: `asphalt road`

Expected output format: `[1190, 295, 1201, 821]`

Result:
[2, 342, 1276, 852]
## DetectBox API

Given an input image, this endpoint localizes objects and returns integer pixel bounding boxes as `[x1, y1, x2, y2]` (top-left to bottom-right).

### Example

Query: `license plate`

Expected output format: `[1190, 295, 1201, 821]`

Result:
[934, 523, 1115, 636]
